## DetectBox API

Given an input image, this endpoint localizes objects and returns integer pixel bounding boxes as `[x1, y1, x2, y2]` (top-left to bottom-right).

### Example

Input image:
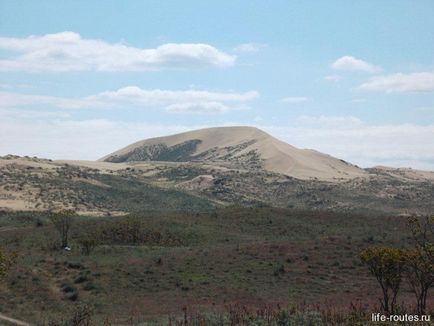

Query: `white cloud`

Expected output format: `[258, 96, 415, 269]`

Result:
[93, 86, 258, 105]
[0, 118, 191, 159]
[358, 72, 434, 93]
[0, 32, 236, 72]
[233, 43, 266, 53]
[165, 102, 234, 114]
[331, 56, 381, 73]
[263, 116, 434, 170]
[280, 97, 308, 103]
[0, 108, 71, 119]
[2, 114, 434, 170]
[0, 91, 107, 109]
[294, 115, 363, 127]
[0, 87, 259, 113]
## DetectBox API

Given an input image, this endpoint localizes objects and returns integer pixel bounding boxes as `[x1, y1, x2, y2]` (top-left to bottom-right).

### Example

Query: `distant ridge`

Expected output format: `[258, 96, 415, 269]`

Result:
[100, 126, 366, 181]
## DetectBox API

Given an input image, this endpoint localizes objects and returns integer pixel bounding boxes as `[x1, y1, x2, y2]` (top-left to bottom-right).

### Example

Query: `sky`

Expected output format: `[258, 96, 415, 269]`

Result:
[1, 0, 434, 169]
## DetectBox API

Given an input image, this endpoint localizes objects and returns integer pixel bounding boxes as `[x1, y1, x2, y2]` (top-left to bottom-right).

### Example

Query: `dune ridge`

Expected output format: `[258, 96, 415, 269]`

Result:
[101, 126, 366, 181]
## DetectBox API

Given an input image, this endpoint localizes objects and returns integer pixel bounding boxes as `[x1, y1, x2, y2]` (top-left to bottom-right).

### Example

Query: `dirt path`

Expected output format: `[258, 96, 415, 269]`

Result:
[0, 313, 30, 326]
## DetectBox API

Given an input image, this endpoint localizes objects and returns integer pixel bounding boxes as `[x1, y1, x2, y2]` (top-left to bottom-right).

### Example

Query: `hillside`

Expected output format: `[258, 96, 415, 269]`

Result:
[0, 155, 213, 214]
[101, 126, 366, 181]
[0, 207, 419, 324]
[1, 126, 433, 214]
[1, 154, 434, 215]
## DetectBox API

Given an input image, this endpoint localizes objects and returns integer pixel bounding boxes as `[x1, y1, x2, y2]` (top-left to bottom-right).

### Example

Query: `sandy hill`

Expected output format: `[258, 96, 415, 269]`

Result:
[100, 126, 366, 181]
[369, 166, 434, 182]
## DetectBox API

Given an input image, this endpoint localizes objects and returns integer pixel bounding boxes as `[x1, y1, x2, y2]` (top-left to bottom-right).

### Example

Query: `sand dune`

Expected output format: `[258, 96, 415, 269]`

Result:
[101, 126, 366, 181]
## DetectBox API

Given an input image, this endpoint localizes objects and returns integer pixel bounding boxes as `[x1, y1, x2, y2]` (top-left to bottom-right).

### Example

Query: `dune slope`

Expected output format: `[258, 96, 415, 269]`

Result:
[101, 126, 366, 181]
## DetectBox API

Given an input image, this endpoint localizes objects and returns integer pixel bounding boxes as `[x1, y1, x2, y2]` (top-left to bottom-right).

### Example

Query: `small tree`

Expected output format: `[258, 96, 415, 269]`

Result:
[359, 246, 405, 313]
[404, 216, 434, 315]
[78, 232, 98, 256]
[49, 210, 76, 248]
[404, 248, 434, 315]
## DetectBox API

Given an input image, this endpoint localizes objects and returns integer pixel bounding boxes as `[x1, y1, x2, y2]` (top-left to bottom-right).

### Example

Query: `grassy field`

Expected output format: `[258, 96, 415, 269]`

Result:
[1, 207, 430, 325]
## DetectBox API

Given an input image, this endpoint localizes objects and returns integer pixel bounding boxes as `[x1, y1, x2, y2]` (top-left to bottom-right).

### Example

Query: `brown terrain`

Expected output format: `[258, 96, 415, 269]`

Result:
[1, 126, 433, 214]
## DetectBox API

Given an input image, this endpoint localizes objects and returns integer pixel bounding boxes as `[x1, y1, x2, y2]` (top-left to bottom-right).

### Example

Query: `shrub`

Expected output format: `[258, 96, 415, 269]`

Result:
[60, 283, 76, 293]
[404, 216, 434, 315]
[45, 304, 93, 325]
[0, 247, 15, 280]
[359, 246, 405, 313]
[74, 275, 88, 284]
[77, 233, 98, 256]
[49, 210, 76, 248]
[65, 291, 78, 301]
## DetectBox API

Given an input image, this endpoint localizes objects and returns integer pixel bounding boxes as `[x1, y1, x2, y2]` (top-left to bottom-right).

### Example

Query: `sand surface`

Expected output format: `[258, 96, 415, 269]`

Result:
[101, 126, 367, 181]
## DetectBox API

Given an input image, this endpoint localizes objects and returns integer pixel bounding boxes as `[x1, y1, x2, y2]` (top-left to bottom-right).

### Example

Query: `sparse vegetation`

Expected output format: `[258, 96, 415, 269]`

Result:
[405, 216, 434, 315]
[1, 154, 433, 324]
[77, 232, 98, 256]
[49, 210, 76, 248]
[104, 139, 202, 163]
[359, 215, 434, 316]
[359, 246, 405, 313]
[0, 247, 16, 285]
[0, 208, 432, 324]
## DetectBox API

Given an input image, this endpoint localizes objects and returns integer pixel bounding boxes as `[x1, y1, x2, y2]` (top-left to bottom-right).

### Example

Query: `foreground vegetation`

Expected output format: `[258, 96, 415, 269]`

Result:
[0, 208, 433, 325]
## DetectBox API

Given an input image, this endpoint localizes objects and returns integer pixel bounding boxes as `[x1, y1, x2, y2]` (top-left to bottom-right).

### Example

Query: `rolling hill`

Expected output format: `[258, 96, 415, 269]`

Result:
[1, 126, 434, 214]
[101, 126, 366, 181]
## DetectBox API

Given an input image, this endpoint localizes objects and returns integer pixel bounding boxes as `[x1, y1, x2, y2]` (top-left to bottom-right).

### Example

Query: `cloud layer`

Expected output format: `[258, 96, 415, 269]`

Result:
[332, 56, 381, 73]
[266, 116, 434, 170]
[165, 102, 235, 114]
[0, 32, 235, 72]
[358, 72, 434, 93]
[0, 86, 259, 114]
[1, 115, 433, 170]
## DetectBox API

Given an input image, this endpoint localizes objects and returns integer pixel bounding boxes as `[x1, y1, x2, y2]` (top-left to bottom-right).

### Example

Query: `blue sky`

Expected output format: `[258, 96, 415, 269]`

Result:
[1, 1, 434, 169]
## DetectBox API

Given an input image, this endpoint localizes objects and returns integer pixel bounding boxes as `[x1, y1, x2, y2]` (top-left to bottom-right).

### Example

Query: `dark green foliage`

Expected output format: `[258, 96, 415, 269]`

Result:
[157, 166, 207, 181]
[93, 216, 198, 247]
[77, 173, 214, 212]
[105, 139, 202, 163]
[73, 275, 88, 284]
[60, 283, 76, 293]
[77, 227, 99, 256]
[0, 163, 214, 213]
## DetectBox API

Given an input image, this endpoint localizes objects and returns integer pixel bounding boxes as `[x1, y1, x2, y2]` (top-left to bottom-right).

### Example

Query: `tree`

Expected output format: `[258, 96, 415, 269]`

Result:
[404, 216, 434, 315]
[359, 246, 405, 313]
[404, 249, 434, 315]
[49, 210, 76, 248]
[77, 231, 98, 256]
